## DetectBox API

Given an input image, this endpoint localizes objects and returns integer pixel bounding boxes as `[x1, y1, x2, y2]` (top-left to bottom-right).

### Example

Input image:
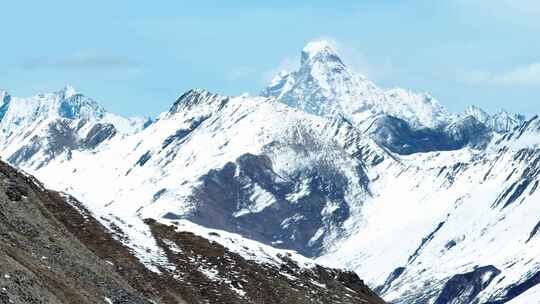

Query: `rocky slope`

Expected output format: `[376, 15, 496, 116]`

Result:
[0, 159, 384, 303]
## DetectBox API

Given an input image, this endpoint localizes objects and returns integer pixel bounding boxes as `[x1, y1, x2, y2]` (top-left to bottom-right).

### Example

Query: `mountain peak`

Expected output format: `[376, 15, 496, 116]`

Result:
[464, 105, 490, 122]
[302, 40, 337, 58]
[58, 85, 78, 99]
[168, 89, 228, 114]
[301, 40, 343, 66]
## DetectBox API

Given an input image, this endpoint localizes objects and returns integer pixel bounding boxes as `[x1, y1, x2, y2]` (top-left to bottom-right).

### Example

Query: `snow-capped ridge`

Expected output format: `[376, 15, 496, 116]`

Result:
[0, 86, 147, 169]
[490, 110, 525, 133]
[464, 105, 490, 124]
[463, 105, 525, 133]
[168, 89, 229, 115]
[2, 85, 107, 121]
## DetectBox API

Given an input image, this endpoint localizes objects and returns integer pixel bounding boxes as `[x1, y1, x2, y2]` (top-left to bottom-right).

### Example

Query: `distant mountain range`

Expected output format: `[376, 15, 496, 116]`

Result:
[1, 40, 539, 303]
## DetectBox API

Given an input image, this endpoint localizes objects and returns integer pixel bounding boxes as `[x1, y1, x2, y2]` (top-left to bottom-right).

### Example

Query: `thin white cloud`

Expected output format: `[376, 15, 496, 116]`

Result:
[460, 63, 540, 86]
[261, 56, 298, 84]
[23, 51, 137, 70]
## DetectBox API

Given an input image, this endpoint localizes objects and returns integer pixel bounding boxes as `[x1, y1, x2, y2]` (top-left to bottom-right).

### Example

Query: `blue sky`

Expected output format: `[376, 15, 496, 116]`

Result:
[1, 1, 540, 117]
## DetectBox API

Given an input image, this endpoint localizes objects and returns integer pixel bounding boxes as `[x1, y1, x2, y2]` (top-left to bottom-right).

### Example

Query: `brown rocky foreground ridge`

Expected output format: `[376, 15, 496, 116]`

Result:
[0, 159, 385, 304]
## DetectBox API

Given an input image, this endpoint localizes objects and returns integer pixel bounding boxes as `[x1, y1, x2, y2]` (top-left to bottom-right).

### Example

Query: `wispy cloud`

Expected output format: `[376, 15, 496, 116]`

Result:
[22, 51, 138, 70]
[261, 56, 298, 84]
[460, 63, 540, 87]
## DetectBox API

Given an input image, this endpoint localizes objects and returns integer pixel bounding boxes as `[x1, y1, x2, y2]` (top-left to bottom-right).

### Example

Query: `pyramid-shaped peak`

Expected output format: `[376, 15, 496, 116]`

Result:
[301, 40, 342, 65]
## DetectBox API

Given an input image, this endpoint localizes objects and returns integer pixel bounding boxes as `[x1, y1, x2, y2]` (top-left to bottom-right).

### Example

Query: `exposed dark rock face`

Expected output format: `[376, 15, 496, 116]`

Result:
[492, 148, 540, 210]
[367, 115, 491, 155]
[8, 119, 119, 168]
[185, 151, 367, 257]
[7, 138, 43, 167]
[0, 159, 385, 303]
[81, 123, 117, 149]
[7, 118, 86, 168]
[0, 93, 10, 121]
[408, 222, 445, 264]
[526, 221, 540, 243]
[136, 150, 152, 167]
[375, 267, 406, 295]
[485, 271, 540, 304]
[434, 266, 501, 304]
[161, 115, 209, 149]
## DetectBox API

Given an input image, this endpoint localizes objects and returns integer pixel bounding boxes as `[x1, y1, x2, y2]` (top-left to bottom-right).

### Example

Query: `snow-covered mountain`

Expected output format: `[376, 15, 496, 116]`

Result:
[27, 89, 374, 257]
[262, 41, 510, 156]
[0, 86, 147, 169]
[261, 40, 453, 130]
[1, 40, 539, 304]
[464, 105, 526, 133]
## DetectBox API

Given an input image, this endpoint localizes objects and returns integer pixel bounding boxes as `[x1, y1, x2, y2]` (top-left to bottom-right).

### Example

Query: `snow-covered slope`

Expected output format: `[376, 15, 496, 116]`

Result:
[1, 40, 539, 304]
[29, 89, 373, 256]
[317, 134, 540, 303]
